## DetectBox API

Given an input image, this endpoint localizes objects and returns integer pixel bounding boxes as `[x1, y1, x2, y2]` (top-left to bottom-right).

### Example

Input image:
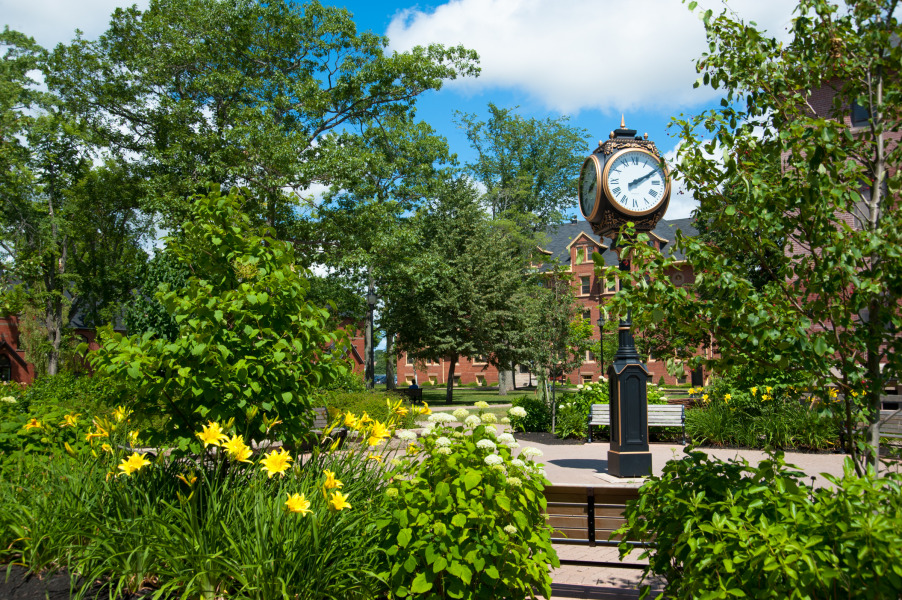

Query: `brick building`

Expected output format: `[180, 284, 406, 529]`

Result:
[395, 217, 698, 388]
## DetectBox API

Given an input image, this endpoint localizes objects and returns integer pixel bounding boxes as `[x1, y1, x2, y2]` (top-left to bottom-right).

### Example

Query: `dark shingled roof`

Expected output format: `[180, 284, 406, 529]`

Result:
[539, 217, 698, 269]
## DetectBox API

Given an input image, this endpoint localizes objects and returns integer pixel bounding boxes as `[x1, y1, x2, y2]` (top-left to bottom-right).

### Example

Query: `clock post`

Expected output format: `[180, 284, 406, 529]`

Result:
[577, 118, 671, 478]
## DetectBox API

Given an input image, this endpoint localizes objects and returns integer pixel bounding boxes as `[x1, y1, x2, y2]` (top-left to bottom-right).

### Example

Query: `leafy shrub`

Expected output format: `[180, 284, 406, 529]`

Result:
[685, 385, 837, 450]
[378, 408, 558, 598]
[321, 391, 418, 429]
[552, 400, 586, 439]
[509, 395, 550, 432]
[91, 188, 352, 452]
[617, 451, 902, 599]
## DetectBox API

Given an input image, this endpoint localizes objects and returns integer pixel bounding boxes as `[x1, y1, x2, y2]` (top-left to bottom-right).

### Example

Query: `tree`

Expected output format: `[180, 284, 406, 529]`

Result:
[456, 104, 589, 393]
[514, 269, 594, 432]
[91, 187, 350, 450]
[50, 0, 479, 237]
[1, 30, 152, 376]
[123, 250, 191, 342]
[456, 103, 590, 227]
[603, 0, 902, 474]
[381, 179, 538, 403]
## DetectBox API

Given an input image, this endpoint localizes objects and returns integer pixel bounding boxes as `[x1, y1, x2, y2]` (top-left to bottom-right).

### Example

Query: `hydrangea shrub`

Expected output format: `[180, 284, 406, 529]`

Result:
[378, 407, 558, 598]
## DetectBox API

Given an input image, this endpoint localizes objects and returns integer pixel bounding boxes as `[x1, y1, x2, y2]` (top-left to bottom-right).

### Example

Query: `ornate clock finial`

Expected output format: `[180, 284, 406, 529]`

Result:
[620, 114, 626, 129]
[644, 132, 648, 140]
[609, 131, 615, 139]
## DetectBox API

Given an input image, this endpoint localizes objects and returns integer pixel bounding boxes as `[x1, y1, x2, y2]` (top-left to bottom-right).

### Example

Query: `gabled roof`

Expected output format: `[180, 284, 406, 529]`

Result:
[538, 217, 698, 271]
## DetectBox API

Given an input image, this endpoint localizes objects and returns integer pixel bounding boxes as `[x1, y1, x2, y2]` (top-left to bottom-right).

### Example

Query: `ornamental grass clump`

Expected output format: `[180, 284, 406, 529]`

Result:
[377, 404, 558, 599]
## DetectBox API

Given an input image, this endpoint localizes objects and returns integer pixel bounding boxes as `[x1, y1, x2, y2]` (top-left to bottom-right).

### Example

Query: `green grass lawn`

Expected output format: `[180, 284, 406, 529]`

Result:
[375, 383, 579, 406]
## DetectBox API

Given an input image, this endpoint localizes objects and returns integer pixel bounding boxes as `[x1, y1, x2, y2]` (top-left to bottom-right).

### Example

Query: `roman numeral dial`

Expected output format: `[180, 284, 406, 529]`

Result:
[600, 148, 670, 217]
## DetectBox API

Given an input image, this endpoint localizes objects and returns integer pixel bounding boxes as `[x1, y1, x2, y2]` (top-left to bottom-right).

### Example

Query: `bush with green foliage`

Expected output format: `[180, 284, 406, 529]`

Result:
[91, 188, 352, 452]
[508, 395, 551, 433]
[378, 407, 558, 599]
[617, 451, 902, 599]
[320, 391, 418, 430]
[685, 384, 838, 450]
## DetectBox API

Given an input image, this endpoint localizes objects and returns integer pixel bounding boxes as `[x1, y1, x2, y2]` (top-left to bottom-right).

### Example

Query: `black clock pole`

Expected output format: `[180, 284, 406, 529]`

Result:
[606, 240, 653, 478]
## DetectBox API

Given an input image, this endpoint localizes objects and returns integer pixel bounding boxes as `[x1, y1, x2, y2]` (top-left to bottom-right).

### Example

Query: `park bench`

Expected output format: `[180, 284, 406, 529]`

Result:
[879, 409, 902, 441]
[587, 403, 685, 444]
[543, 484, 649, 569]
[396, 387, 423, 403]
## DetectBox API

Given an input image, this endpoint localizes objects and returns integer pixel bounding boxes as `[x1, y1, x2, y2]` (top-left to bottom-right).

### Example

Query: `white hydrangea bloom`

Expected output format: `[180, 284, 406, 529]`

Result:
[576, 384, 584, 390]
[428, 412, 454, 423]
[452, 431, 464, 438]
[504, 442, 520, 449]
[521, 447, 543, 458]
[396, 430, 417, 441]
[435, 447, 452, 455]
[500, 416, 511, 424]
[480, 412, 498, 424]
[491, 464, 507, 472]
[504, 524, 517, 534]
[482, 425, 497, 437]
[508, 406, 527, 418]
[452, 408, 470, 420]
[464, 415, 481, 428]
[511, 458, 526, 468]
[506, 477, 522, 487]
[498, 433, 516, 444]
[474, 401, 490, 409]
[434, 436, 452, 447]
[476, 439, 497, 451]
[484, 454, 503, 465]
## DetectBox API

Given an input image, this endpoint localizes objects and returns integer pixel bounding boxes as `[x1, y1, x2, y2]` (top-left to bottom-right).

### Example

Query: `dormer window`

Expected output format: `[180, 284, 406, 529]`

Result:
[851, 100, 870, 128]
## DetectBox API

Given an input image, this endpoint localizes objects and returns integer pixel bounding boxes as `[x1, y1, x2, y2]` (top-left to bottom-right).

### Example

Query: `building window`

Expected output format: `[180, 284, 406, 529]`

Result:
[454, 375, 462, 387]
[582, 374, 593, 385]
[473, 355, 487, 365]
[851, 100, 870, 127]
[586, 350, 595, 362]
[606, 278, 618, 293]
[580, 276, 591, 295]
[519, 364, 530, 374]
[0, 355, 10, 382]
[476, 375, 485, 386]
[405, 376, 415, 385]
[405, 354, 413, 366]
[582, 309, 591, 321]
[428, 375, 437, 386]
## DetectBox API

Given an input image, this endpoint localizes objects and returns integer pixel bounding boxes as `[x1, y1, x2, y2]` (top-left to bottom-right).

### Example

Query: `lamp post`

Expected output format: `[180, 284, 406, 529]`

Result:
[596, 310, 605, 380]
[365, 285, 377, 390]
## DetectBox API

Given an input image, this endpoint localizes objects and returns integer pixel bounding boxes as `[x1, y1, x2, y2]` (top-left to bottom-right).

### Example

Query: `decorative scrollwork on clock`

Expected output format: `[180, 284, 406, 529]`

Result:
[600, 139, 660, 157]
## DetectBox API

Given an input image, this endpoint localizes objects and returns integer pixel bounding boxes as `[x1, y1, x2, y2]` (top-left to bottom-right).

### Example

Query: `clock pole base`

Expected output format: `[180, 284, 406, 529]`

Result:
[607, 450, 652, 478]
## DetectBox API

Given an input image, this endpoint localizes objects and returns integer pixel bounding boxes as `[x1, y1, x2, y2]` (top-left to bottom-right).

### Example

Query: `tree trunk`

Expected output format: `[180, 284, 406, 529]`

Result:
[498, 369, 508, 396]
[386, 332, 396, 391]
[445, 354, 458, 405]
[44, 295, 63, 376]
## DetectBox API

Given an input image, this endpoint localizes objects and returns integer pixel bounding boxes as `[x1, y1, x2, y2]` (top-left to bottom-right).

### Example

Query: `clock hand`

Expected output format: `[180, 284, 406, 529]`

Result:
[627, 170, 656, 191]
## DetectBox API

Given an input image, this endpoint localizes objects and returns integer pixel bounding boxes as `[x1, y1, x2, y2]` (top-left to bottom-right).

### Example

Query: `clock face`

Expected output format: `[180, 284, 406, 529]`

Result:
[602, 149, 670, 216]
[578, 156, 600, 219]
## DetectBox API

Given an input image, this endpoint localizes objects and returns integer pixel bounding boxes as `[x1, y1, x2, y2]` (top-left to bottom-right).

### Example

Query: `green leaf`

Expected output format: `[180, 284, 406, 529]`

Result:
[411, 573, 432, 594]
[463, 470, 482, 490]
[397, 528, 412, 548]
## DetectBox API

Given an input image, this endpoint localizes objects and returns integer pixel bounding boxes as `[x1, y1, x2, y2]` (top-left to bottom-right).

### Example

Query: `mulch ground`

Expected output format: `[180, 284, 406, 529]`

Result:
[0, 566, 154, 600]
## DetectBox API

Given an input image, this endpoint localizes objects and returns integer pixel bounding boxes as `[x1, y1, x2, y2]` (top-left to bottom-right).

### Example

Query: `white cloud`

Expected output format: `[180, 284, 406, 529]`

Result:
[661, 143, 699, 219]
[3, 0, 147, 49]
[387, 0, 794, 114]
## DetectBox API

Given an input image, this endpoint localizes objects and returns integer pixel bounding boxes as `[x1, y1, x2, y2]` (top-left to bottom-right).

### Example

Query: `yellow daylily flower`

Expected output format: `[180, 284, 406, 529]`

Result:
[766, 386, 773, 394]
[724, 394, 732, 403]
[702, 394, 709, 402]
[60, 413, 81, 428]
[367, 453, 384, 463]
[260, 448, 292, 478]
[750, 387, 758, 396]
[112, 405, 130, 423]
[367, 421, 391, 447]
[223, 434, 253, 463]
[344, 412, 360, 429]
[128, 430, 140, 446]
[196, 421, 229, 447]
[286, 493, 312, 516]
[64, 442, 76, 457]
[23, 418, 41, 430]
[406, 443, 419, 455]
[118, 453, 151, 476]
[418, 402, 431, 416]
[101, 443, 113, 453]
[85, 419, 110, 443]
[323, 469, 343, 491]
[359, 412, 373, 425]
[328, 491, 352, 511]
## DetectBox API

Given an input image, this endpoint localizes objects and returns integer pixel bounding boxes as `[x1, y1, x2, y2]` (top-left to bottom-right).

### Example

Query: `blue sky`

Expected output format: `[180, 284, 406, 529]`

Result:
[4, 0, 798, 218]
